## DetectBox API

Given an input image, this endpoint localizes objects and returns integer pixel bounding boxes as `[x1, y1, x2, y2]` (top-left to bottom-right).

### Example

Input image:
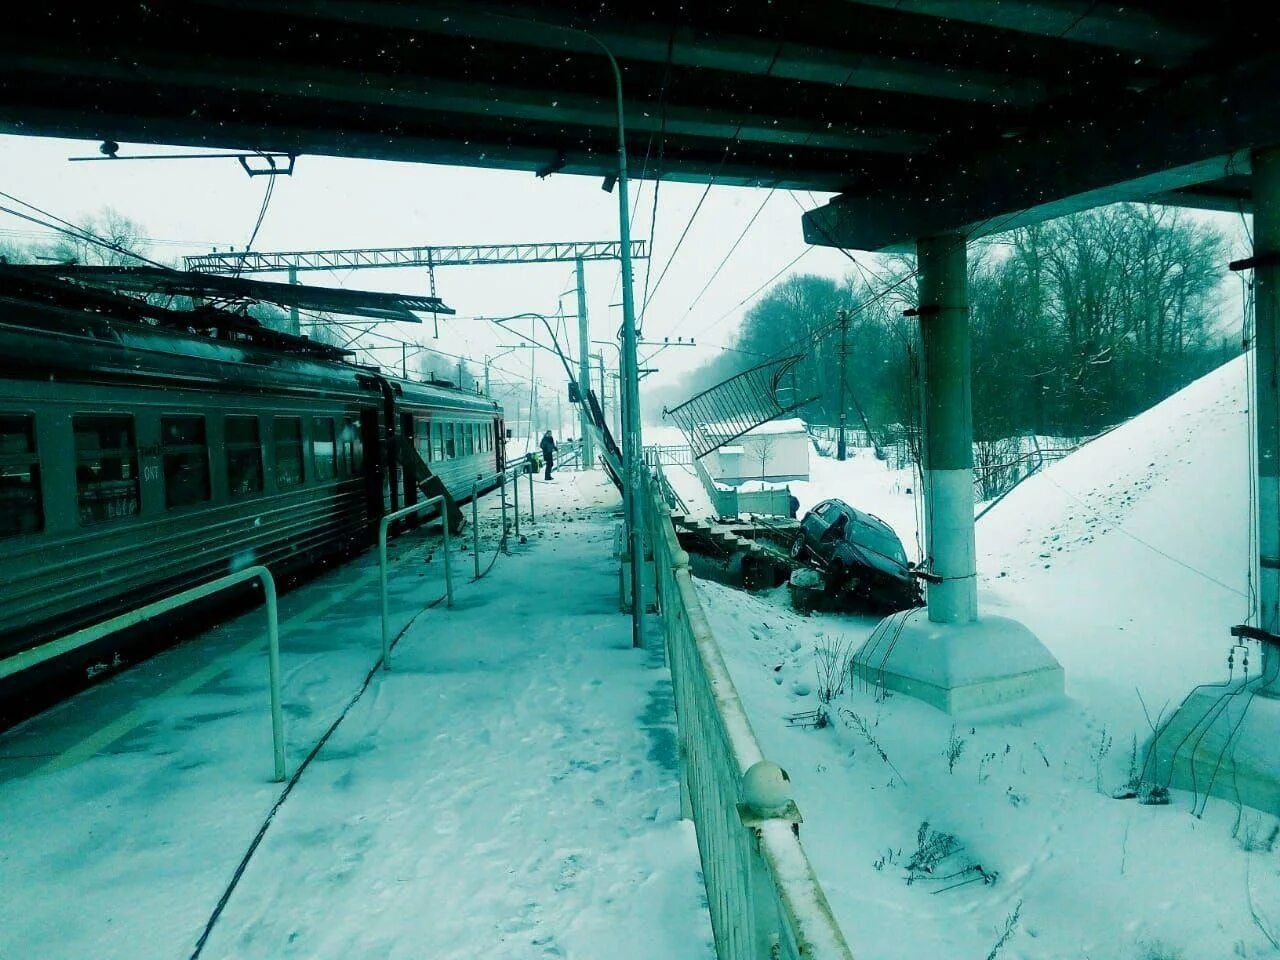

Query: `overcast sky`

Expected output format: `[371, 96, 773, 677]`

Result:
[0, 133, 867, 410]
[1, 134, 1251, 429]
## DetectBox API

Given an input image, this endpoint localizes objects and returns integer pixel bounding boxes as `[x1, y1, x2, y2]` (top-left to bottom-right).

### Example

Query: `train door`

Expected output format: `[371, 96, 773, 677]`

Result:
[494, 418, 505, 472]
[400, 411, 417, 515]
[360, 408, 383, 523]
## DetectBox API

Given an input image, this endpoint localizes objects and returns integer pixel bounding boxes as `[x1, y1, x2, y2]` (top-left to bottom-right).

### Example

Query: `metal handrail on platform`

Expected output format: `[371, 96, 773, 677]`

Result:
[645, 473, 855, 960]
[0, 565, 287, 782]
[379, 496, 453, 670]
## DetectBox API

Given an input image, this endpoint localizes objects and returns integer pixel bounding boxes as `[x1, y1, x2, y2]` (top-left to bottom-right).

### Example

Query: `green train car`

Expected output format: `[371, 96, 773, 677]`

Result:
[0, 285, 505, 724]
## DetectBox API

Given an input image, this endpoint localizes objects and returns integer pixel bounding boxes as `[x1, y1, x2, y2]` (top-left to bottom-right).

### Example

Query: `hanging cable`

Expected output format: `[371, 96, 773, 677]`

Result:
[233, 161, 278, 279]
[675, 187, 776, 327]
[701, 246, 817, 336]
[0, 189, 171, 270]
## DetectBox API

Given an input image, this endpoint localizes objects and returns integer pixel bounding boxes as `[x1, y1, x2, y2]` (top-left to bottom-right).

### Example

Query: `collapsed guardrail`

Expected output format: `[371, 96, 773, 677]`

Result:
[645, 473, 855, 960]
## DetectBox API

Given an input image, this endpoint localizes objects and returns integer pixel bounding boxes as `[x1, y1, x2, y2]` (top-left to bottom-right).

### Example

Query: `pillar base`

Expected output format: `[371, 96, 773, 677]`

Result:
[1145, 685, 1280, 818]
[851, 608, 1064, 715]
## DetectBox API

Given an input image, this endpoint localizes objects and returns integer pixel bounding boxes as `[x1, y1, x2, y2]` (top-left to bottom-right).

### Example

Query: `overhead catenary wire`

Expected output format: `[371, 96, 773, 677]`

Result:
[0, 189, 173, 270]
[701, 246, 817, 336]
[634, 28, 674, 323]
[233, 164, 278, 279]
[676, 187, 776, 326]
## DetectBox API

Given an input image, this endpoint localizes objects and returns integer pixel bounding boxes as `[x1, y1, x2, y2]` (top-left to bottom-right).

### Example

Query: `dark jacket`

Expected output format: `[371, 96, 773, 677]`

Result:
[540, 434, 557, 457]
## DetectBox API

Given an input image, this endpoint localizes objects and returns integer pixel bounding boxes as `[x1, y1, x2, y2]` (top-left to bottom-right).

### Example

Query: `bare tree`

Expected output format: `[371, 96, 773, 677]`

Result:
[48, 208, 150, 267]
[744, 433, 776, 480]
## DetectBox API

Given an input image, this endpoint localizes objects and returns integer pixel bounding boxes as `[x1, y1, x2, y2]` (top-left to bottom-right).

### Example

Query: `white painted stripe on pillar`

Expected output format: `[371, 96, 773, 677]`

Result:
[925, 467, 978, 625]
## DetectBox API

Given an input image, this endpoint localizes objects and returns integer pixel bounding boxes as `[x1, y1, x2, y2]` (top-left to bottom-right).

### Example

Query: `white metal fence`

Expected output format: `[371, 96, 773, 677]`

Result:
[645, 474, 854, 960]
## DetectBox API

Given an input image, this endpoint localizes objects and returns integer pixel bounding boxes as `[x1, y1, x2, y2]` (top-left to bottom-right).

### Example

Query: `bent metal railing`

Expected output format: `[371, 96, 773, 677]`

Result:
[379, 496, 454, 670]
[646, 473, 854, 960]
[0, 565, 286, 781]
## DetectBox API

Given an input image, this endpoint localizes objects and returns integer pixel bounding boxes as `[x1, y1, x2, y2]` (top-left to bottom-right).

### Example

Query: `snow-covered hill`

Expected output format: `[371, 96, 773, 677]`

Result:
[696, 355, 1280, 960]
[980, 353, 1252, 726]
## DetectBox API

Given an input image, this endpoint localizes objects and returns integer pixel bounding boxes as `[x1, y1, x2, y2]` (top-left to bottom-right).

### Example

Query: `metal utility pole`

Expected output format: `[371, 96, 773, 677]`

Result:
[484, 360, 491, 397]
[575, 257, 595, 469]
[556, 392, 563, 438]
[287, 264, 300, 336]
[401, 342, 408, 378]
[457, 359, 464, 389]
[837, 308, 850, 461]
[585, 37, 647, 649]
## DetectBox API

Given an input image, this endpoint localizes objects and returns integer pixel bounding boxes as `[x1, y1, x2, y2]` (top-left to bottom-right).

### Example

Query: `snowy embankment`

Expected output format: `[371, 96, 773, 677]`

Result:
[696, 356, 1280, 959]
[0, 474, 713, 960]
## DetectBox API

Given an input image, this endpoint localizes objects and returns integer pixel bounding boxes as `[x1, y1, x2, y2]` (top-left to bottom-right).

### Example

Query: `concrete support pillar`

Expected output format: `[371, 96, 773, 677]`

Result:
[1142, 159, 1280, 813]
[575, 257, 595, 469]
[847, 232, 1062, 715]
[1253, 148, 1280, 695]
[918, 233, 978, 624]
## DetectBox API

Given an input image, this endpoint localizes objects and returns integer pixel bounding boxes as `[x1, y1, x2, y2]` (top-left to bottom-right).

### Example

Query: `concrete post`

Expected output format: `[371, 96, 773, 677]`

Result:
[917, 233, 978, 624]
[1253, 148, 1280, 695]
[576, 257, 595, 469]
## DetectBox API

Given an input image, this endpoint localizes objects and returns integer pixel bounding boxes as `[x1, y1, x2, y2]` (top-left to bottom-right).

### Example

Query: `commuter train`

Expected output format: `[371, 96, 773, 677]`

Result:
[0, 281, 505, 724]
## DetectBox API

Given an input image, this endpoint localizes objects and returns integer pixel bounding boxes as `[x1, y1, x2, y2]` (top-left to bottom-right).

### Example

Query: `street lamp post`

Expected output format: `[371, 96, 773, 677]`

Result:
[583, 37, 646, 649]
[477, 22, 647, 647]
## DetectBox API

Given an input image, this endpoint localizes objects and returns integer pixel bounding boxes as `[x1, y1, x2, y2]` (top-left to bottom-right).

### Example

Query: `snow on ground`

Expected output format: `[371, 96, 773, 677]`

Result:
[0, 473, 712, 960]
[695, 355, 1280, 960]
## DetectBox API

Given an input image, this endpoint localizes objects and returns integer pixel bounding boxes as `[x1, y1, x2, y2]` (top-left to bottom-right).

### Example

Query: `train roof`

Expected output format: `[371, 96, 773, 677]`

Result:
[0, 267, 499, 415]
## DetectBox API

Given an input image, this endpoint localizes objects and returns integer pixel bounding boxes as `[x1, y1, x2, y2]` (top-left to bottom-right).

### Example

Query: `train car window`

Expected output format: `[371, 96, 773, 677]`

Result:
[0, 413, 43, 537]
[339, 418, 362, 474]
[274, 417, 305, 489]
[415, 417, 431, 461]
[466, 423, 476, 456]
[73, 414, 140, 525]
[225, 415, 263, 497]
[161, 415, 210, 508]
[431, 421, 444, 461]
[313, 418, 337, 481]
[444, 422, 456, 459]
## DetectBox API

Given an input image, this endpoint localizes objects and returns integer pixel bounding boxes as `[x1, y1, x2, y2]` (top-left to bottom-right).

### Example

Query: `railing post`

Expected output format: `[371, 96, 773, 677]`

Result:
[380, 516, 393, 670]
[500, 470, 510, 553]
[513, 466, 521, 539]
[671, 546, 694, 822]
[0, 565, 287, 782]
[472, 481, 481, 580]
[261, 572, 285, 782]
[528, 468, 536, 524]
[379, 495, 452, 670]
[441, 514, 455, 607]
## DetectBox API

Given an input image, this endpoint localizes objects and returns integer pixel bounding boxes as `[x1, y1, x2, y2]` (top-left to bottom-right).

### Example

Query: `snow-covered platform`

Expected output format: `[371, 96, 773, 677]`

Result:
[0, 473, 712, 960]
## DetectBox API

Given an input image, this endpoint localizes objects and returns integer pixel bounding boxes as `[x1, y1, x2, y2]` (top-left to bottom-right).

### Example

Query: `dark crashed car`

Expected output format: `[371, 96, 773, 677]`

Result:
[791, 499, 922, 610]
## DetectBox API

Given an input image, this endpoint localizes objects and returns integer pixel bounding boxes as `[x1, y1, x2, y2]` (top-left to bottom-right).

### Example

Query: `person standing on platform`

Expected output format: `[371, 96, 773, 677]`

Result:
[540, 430, 557, 480]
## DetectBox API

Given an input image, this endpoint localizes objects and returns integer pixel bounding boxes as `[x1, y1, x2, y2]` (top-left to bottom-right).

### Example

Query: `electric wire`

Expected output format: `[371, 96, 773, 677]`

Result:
[234, 163, 277, 278]
[0, 190, 173, 270]
[701, 246, 817, 336]
[677, 187, 776, 326]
